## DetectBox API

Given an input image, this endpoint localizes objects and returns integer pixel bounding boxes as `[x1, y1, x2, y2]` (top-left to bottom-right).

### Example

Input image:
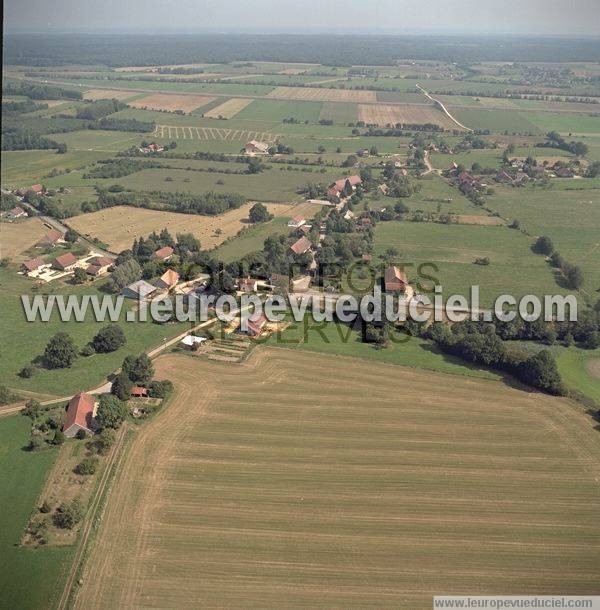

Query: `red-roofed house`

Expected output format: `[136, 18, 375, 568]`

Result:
[51, 252, 78, 271]
[37, 229, 65, 248]
[238, 277, 259, 293]
[6, 206, 28, 220]
[155, 268, 180, 290]
[131, 386, 149, 398]
[287, 215, 306, 228]
[21, 257, 46, 275]
[384, 266, 409, 293]
[241, 311, 267, 337]
[151, 246, 174, 261]
[244, 140, 270, 155]
[327, 175, 362, 199]
[86, 256, 113, 277]
[289, 236, 312, 256]
[62, 392, 98, 437]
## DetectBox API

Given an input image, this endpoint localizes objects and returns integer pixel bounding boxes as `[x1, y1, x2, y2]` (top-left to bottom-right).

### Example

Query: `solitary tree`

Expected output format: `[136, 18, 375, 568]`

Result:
[248, 202, 273, 223]
[122, 353, 154, 385]
[43, 332, 77, 369]
[92, 324, 126, 353]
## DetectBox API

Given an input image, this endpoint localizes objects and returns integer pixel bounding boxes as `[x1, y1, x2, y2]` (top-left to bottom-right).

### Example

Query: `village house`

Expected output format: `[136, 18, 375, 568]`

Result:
[21, 257, 47, 275]
[495, 170, 513, 184]
[554, 166, 574, 178]
[289, 236, 312, 256]
[155, 268, 180, 290]
[287, 215, 306, 228]
[63, 392, 98, 437]
[85, 256, 113, 277]
[237, 277, 259, 293]
[241, 311, 267, 337]
[326, 175, 362, 200]
[122, 279, 157, 300]
[244, 140, 270, 155]
[384, 265, 409, 293]
[37, 229, 65, 248]
[139, 143, 164, 154]
[51, 251, 79, 272]
[17, 184, 44, 197]
[151, 246, 174, 261]
[131, 386, 149, 398]
[4, 206, 28, 220]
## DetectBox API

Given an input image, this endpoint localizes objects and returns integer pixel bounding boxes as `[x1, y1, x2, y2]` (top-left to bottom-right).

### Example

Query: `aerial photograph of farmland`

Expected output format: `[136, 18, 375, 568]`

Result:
[1, 0, 599, 608]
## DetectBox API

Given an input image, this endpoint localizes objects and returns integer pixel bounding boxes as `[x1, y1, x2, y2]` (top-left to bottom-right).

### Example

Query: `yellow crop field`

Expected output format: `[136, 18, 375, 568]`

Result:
[203, 98, 254, 118]
[268, 86, 377, 102]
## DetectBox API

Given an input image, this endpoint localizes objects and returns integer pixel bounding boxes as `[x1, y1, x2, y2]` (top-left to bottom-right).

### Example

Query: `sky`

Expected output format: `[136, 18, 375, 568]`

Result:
[4, 0, 600, 35]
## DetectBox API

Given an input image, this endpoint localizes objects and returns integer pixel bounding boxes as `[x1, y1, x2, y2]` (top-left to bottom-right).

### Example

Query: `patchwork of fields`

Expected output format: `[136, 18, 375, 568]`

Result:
[74, 350, 600, 609]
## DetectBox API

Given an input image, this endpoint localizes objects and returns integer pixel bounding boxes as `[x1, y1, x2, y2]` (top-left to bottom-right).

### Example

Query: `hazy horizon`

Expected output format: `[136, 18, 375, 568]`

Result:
[4, 0, 600, 36]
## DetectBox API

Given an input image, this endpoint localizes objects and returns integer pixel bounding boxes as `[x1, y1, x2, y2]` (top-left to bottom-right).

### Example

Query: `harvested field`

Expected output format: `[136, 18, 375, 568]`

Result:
[67, 202, 317, 252]
[0, 217, 49, 262]
[585, 359, 600, 379]
[74, 349, 600, 609]
[268, 86, 377, 103]
[358, 103, 455, 128]
[203, 98, 254, 118]
[152, 124, 278, 142]
[455, 215, 505, 226]
[83, 89, 139, 101]
[129, 93, 216, 113]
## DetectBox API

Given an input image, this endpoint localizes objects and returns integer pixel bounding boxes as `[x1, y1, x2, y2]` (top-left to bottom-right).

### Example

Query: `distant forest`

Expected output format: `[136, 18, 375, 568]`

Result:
[4, 33, 600, 66]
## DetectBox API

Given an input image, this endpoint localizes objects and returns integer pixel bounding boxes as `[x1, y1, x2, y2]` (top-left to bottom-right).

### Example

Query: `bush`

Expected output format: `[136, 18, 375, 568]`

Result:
[532, 235, 554, 255]
[0, 385, 16, 405]
[75, 456, 99, 475]
[50, 429, 65, 446]
[22, 399, 42, 419]
[148, 380, 174, 398]
[39, 500, 52, 514]
[53, 499, 84, 529]
[80, 344, 95, 357]
[75, 428, 88, 440]
[89, 428, 115, 455]
[19, 364, 36, 378]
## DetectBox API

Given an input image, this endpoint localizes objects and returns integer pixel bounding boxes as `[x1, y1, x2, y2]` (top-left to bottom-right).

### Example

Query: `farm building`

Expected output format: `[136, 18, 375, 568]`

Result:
[244, 140, 270, 155]
[131, 386, 149, 398]
[180, 335, 208, 349]
[21, 257, 47, 275]
[238, 277, 259, 293]
[155, 268, 180, 290]
[151, 246, 174, 261]
[18, 184, 44, 197]
[37, 229, 65, 248]
[289, 236, 312, 256]
[63, 392, 98, 438]
[85, 256, 113, 277]
[139, 143, 164, 154]
[122, 279, 157, 300]
[288, 216, 306, 228]
[384, 266, 409, 293]
[51, 252, 78, 271]
[240, 311, 267, 337]
[327, 175, 362, 199]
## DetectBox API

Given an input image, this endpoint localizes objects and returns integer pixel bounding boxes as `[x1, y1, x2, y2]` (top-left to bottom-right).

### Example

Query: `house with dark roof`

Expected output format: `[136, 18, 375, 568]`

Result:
[85, 256, 113, 277]
[37, 229, 65, 248]
[63, 392, 98, 437]
[122, 279, 157, 300]
[326, 175, 362, 199]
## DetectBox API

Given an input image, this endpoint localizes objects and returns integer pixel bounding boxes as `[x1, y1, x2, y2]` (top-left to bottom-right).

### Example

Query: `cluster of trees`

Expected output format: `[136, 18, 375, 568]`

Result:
[532, 235, 585, 290]
[537, 132, 589, 156]
[83, 158, 163, 179]
[2, 79, 82, 100]
[2, 98, 48, 116]
[110, 353, 155, 400]
[425, 320, 565, 395]
[1, 128, 65, 152]
[75, 99, 127, 120]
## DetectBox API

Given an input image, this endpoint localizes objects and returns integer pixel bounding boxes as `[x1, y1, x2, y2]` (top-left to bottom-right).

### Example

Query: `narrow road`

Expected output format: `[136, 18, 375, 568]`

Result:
[416, 84, 473, 132]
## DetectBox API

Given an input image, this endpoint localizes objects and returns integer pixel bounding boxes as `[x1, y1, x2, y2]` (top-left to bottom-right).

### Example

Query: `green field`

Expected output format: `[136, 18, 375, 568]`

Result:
[373, 221, 567, 304]
[453, 109, 542, 134]
[235, 99, 323, 122]
[0, 416, 71, 610]
[318, 101, 358, 123]
[0, 270, 188, 397]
